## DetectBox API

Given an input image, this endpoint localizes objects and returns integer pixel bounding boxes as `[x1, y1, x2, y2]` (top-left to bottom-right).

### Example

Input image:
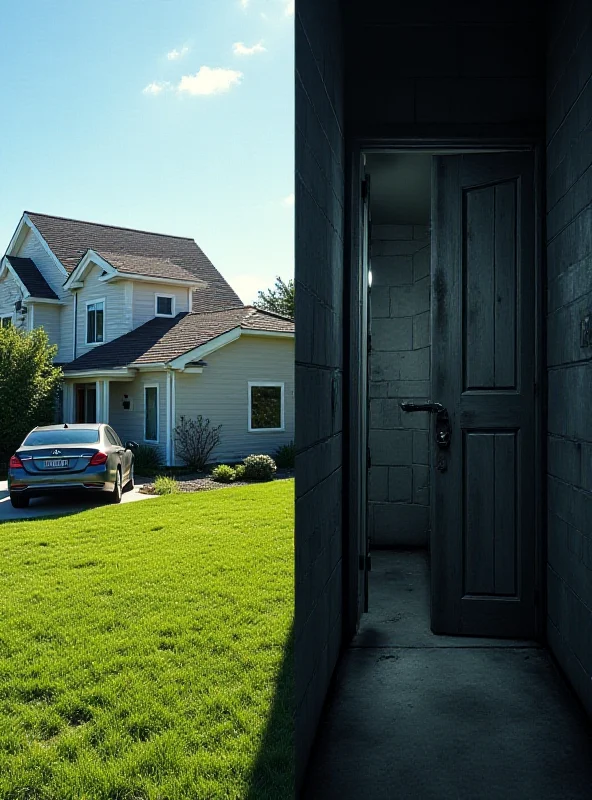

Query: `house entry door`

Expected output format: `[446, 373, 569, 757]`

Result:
[75, 384, 97, 424]
[428, 151, 537, 639]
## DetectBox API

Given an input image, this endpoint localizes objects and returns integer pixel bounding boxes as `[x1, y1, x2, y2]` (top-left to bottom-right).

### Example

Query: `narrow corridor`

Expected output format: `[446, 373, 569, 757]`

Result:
[302, 551, 592, 799]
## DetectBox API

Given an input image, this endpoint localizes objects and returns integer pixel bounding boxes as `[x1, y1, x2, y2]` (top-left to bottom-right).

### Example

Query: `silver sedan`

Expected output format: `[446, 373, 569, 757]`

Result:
[8, 424, 138, 509]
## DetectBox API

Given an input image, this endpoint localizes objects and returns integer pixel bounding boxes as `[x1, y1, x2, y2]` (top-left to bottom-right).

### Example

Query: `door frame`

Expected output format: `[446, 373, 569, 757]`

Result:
[343, 136, 546, 642]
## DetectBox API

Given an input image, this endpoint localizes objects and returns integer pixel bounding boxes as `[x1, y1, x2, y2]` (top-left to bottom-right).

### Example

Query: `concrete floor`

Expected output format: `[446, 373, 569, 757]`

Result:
[302, 550, 592, 799]
[0, 479, 156, 521]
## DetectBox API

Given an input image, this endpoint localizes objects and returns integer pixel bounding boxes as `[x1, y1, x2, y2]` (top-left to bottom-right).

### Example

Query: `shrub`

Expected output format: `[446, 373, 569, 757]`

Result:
[153, 476, 179, 495]
[211, 464, 235, 483]
[273, 441, 295, 469]
[174, 415, 222, 471]
[234, 464, 246, 480]
[242, 454, 277, 482]
[0, 326, 62, 467]
[133, 445, 162, 473]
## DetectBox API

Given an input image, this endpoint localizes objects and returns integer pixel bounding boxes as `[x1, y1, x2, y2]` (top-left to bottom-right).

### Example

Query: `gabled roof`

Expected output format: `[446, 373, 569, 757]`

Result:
[4, 256, 59, 300]
[63, 307, 294, 372]
[25, 212, 243, 312]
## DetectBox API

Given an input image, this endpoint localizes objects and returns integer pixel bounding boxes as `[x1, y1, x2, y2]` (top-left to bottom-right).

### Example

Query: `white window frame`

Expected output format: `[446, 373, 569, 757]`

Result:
[1, 314, 13, 328]
[144, 383, 160, 443]
[248, 381, 285, 433]
[85, 298, 106, 346]
[155, 294, 175, 318]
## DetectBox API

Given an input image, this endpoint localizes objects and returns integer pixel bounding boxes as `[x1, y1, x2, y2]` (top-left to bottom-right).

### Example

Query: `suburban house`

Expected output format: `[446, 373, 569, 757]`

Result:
[296, 0, 592, 797]
[0, 212, 294, 465]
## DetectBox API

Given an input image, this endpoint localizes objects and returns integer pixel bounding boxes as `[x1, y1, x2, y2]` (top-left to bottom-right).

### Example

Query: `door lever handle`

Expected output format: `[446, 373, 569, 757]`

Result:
[400, 401, 451, 451]
[400, 402, 444, 414]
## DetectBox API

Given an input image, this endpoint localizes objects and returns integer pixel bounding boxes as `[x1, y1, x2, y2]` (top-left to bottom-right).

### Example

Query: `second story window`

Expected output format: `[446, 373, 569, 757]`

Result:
[86, 300, 105, 345]
[1, 316, 12, 328]
[155, 295, 174, 317]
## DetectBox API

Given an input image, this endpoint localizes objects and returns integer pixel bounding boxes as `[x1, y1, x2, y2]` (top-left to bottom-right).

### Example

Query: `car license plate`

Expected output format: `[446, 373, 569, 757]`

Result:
[44, 459, 69, 469]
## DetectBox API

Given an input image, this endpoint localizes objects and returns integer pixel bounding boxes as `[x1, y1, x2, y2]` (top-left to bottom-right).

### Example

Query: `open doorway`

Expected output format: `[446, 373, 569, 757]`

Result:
[361, 148, 542, 642]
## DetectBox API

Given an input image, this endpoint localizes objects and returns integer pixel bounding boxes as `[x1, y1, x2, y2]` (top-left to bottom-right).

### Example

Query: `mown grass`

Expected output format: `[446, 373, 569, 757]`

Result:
[0, 481, 294, 799]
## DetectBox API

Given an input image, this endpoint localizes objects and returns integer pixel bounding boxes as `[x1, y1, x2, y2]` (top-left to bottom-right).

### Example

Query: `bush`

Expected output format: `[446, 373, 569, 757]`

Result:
[153, 476, 179, 495]
[273, 441, 295, 469]
[211, 464, 236, 483]
[242, 454, 277, 482]
[133, 445, 162, 473]
[174, 416, 222, 471]
[0, 326, 62, 467]
[234, 464, 246, 481]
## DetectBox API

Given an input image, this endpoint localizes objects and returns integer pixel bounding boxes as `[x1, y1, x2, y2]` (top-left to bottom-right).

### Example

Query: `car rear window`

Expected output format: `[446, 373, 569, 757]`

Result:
[23, 429, 100, 446]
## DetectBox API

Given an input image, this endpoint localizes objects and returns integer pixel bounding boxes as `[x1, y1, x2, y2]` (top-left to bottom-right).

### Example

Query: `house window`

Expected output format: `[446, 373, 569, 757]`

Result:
[155, 295, 174, 317]
[86, 300, 105, 344]
[144, 385, 159, 442]
[1, 316, 12, 328]
[248, 383, 284, 432]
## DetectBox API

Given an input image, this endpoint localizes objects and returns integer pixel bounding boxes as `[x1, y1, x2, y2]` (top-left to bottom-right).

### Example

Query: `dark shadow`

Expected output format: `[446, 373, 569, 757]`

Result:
[246, 619, 294, 799]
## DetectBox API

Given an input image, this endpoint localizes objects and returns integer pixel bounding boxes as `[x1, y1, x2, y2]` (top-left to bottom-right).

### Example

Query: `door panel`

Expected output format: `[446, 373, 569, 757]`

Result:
[431, 151, 536, 639]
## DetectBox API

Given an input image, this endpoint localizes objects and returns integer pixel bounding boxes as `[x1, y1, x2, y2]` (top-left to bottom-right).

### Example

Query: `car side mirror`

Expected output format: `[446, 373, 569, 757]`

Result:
[125, 441, 139, 451]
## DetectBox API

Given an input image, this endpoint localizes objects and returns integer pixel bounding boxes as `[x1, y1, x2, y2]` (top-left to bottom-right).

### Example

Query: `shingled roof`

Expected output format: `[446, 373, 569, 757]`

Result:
[26, 212, 242, 312]
[5, 256, 59, 300]
[63, 307, 294, 372]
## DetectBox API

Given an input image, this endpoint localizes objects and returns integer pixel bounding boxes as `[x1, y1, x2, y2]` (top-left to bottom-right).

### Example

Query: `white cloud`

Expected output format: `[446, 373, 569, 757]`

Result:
[233, 40, 266, 56]
[142, 81, 171, 95]
[177, 66, 243, 96]
[167, 45, 190, 61]
[285, 0, 294, 16]
[282, 193, 295, 207]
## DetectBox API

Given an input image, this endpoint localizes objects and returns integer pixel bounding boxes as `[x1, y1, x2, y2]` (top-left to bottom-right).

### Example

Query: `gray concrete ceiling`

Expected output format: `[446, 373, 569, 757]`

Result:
[365, 153, 432, 225]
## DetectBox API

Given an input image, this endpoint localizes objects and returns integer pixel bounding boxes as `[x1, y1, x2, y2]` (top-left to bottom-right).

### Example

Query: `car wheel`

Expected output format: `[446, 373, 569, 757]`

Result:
[124, 465, 134, 493]
[10, 493, 29, 509]
[110, 468, 123, 504]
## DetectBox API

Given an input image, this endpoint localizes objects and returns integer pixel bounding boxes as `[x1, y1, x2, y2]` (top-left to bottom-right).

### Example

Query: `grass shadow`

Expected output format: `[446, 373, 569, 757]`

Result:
[246, 619, 295, 799]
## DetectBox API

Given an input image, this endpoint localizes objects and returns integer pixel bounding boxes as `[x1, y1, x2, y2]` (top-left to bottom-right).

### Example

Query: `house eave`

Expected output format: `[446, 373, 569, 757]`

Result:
[62, 367, 138, 380]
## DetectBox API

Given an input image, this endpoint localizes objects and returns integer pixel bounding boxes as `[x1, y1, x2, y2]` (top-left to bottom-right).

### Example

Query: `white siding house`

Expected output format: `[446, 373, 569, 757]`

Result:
[0, 211, 295, 465]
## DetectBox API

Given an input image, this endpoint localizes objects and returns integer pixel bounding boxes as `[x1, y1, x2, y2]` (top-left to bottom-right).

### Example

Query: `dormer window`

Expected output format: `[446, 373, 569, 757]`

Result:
[155, 295, 175, 317]
[86, 299, 105, 345]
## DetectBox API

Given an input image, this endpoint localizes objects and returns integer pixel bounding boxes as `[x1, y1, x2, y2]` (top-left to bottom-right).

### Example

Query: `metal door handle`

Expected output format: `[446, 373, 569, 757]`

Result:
[400, 402, 444, 414]
[400, 401, 451, 450]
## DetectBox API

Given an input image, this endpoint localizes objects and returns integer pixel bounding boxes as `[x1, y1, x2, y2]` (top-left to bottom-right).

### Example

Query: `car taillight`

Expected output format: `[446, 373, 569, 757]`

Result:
[89, 452, 108, 466]
[9, 454, 23, 469]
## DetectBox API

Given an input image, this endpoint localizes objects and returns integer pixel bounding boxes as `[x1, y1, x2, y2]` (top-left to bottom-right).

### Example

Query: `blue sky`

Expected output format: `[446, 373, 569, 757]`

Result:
[0, 0, 294, 304]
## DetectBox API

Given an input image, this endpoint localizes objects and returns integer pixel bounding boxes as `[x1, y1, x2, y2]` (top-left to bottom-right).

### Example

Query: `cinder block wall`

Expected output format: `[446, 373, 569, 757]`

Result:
[294, 0, 344, 789]
[369, 224, 431, 547]
[545, 0, 592, 718]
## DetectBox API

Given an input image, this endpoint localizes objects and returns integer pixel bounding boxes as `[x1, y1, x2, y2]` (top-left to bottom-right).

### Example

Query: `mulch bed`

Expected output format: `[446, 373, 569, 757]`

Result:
[137, 470, 294, 494]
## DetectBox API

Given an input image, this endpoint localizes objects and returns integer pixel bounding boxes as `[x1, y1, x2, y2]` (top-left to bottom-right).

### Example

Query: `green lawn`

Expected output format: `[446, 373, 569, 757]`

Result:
[0, 481, 294, 800]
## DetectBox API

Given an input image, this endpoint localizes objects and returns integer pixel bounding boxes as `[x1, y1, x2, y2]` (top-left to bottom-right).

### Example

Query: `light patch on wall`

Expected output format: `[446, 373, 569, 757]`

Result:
[233, 41, 266, 56]
[177, 67, 243, 96]
[284, 0, 294, 16]
[282, 193, 295, 207]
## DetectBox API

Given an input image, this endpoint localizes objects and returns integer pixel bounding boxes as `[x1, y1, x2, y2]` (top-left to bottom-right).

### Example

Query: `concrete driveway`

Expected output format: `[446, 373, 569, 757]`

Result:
[0, 479, 156, 522]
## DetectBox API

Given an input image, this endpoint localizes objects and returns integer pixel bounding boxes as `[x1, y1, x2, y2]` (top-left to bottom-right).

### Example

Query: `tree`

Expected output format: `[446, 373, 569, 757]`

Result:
[0, 326, 63, 466]
[254, 276, 294, 319]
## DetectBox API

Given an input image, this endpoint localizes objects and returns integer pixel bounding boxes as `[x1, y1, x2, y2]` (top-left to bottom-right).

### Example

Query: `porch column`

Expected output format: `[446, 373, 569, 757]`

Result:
[62, 383, 74, 424]
[103, 379, 110, 424]
[95, 380, 102, 423]
[166, 371, 172, 466]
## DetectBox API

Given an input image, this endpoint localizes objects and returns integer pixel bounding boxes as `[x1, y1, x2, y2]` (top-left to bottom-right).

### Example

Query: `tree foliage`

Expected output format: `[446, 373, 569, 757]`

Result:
[0, 326, 63, 465]
[254, 276, 294, 319]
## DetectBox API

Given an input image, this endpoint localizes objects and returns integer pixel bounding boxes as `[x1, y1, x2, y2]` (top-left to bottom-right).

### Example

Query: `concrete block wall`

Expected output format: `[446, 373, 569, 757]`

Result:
[295, 0, 344, 789]
[545, 0, 592, 718]
[368, 224, 431, 547]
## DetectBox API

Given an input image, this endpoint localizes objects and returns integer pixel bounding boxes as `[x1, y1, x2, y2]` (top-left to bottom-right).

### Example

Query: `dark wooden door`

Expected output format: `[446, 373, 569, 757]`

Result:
[430, 152, 537, 639]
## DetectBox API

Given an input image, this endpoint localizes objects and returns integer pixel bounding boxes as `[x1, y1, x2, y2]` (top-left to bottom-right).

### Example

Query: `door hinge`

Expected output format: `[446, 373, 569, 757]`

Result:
[359, 554, 371, 572]
[367, 333, 372, 354]
[361, 178, 369, 201]
[367, 447, 372, 470]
